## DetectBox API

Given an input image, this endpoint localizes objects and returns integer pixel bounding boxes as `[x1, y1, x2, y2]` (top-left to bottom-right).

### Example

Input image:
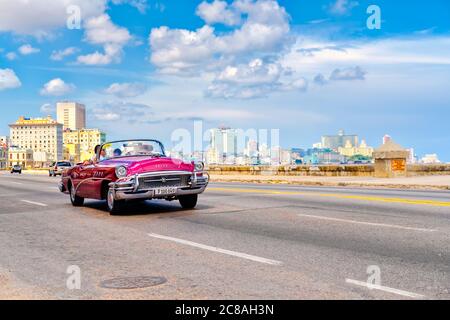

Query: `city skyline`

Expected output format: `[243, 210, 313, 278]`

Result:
[0, 106, 443, 164]
[1, 1, 450, 161]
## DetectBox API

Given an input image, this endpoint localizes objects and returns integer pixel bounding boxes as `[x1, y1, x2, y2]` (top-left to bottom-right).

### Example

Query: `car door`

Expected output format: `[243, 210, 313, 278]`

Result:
[70, 163, 94, 198]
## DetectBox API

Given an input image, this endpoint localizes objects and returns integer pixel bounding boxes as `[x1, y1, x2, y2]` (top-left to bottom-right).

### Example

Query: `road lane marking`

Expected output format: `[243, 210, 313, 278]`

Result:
[20, 200, 48, 207]
[148, 233, 283, 266]
[208, 187, 450, 207]
[297, 214, 436, 232]
[345, 279, 425, 299]
[3, 181, 23, 185]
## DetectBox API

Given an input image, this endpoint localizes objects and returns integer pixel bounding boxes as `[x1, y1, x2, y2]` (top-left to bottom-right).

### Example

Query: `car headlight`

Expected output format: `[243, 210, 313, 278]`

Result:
[115, 166, 128, 178]
[194, 161, 204, 171]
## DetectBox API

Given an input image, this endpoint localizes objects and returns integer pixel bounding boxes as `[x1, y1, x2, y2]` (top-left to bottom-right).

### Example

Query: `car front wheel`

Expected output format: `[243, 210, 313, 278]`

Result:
[107, 188, 124, 215]
[179, 194, 198, 209]
[70, 184, 84, 207]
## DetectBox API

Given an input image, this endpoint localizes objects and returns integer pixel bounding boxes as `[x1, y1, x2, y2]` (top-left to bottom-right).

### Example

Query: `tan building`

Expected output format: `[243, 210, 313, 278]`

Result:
[8, 146, 33, 168]
[9, 116, 63, 165]
[338, 140, 374, 158]
[63, 128, 106, 162]
[57, 102, 86, 130]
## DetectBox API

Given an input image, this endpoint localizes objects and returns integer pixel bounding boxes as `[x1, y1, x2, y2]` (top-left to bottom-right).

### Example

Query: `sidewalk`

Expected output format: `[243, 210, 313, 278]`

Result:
[0, 169, 48, 175]
[209, 174, 450, 190]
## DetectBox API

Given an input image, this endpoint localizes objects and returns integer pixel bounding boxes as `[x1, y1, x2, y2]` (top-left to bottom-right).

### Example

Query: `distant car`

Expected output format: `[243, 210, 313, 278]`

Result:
[49, 161, 72, 177]
[11, 165, 22, 174]
[59, 139, 209, 214]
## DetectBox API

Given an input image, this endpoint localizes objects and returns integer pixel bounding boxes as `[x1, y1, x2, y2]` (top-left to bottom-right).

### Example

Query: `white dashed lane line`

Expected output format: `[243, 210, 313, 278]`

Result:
[297, 214, 436, 232]
[345, 279, 425, 299]
[20, 200, 48, 207]
[148, 233, 283, 266]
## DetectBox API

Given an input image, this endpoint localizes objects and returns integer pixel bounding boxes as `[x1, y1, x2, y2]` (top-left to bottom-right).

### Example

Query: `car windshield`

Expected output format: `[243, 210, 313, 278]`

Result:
[57, 162, 71, 166]
[100, 140, 165, 160]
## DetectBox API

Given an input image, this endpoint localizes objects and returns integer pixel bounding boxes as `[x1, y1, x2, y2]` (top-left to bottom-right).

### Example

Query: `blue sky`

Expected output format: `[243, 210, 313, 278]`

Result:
[1, 0, 449, 161]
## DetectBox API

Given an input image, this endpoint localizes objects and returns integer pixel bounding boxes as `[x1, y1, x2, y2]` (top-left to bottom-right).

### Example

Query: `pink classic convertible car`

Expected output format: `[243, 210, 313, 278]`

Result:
[59, 139, 208, 214]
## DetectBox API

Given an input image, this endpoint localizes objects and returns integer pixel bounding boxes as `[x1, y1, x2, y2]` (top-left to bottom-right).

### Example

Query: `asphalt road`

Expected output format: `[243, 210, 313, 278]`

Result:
[0, 172, 449, 300]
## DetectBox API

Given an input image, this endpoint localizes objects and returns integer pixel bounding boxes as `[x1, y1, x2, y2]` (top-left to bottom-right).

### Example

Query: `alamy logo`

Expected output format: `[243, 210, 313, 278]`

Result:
[66, 265, 81, 290]
[66, 5, 82, 30]
[366, 265, 381, 289]
[367, 5, 382, 30]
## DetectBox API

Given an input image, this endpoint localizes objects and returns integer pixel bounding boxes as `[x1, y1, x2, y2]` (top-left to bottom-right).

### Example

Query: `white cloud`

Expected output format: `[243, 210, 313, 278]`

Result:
[330, 66, 366, 81]
[50, 47, 79, 61]
[207, 58, 307, 99]
[5, 52, 17, 61]
[40, 78, 75, 96]
[91, 101, 152, 122]
[40, 103, 55, 114]
[104, 82, 148, 98]
[149, 0, 290, 75]
[0, 68, 22, 91]
[327, 0, 359, 16]
[0, 0, 107, 38]
[18, 44, 40, 55]
[77, 14, 131, 65]
[111, 0, 148, 13]
[196, 0, 241, 26]
[280, 36, 450, 78]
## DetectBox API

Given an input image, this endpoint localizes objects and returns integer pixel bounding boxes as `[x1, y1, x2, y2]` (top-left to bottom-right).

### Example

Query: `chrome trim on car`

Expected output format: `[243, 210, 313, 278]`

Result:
[109, 170, 209, 201]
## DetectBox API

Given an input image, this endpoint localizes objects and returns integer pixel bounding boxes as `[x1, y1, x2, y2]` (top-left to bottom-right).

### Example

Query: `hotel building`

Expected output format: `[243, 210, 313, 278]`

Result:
[9, 116, 63, 165]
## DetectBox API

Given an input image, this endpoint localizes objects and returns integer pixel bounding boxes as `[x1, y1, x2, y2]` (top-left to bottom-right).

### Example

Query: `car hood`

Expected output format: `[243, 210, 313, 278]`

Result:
[100, 156, 194, 175]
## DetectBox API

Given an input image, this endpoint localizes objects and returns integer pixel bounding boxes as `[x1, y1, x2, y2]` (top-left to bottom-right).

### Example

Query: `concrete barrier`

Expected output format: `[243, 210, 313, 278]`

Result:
[207, 165, 374, 177]
[407, 164, 450, 176]
[206, 164, 450, 177]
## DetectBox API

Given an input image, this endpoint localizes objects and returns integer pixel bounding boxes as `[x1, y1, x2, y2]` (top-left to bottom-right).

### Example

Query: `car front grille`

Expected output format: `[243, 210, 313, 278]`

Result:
[137, 174, 190, 190]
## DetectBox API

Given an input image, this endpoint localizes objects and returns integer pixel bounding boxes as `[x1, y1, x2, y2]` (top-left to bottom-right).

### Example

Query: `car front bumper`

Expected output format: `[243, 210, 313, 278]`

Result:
[109, 171, 209, 201]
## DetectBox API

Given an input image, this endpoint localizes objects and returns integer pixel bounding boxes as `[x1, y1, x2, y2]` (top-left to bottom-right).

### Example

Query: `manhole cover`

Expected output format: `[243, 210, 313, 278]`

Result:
[100, 276, 167, 289]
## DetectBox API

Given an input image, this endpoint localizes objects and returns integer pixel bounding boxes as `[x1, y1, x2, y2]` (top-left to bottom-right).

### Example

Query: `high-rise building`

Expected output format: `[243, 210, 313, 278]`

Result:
[207, 127, 238, 164]
[9, 116, 63, 164]
[321, 130, 358, 151]
[56, 102, 86, 130]
[63, 128, 106, 162]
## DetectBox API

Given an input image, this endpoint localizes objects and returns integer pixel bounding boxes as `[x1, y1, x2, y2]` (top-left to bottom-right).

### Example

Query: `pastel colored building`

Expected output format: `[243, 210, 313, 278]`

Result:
[9, 116, 63, 164]
[56, 102, 86, 130]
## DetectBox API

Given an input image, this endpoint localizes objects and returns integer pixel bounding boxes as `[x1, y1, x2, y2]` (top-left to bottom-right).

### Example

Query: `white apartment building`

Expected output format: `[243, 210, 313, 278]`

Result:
[56, 102, 86, 130]
[9, 116, 63, 164]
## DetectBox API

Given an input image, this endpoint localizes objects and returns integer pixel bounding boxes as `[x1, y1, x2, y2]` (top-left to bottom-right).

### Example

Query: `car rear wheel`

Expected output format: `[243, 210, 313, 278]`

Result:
[70, 183, 84, 207]
[179, 194, 198, 209]
[107, 188, 124, 215]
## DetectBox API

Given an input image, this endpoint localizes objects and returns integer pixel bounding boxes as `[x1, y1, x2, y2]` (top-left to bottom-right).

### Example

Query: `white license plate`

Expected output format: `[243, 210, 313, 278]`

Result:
[154, 187, 177, 196]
